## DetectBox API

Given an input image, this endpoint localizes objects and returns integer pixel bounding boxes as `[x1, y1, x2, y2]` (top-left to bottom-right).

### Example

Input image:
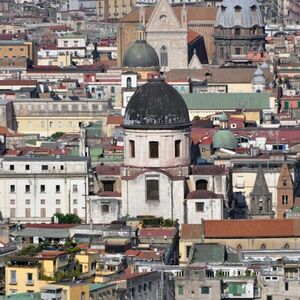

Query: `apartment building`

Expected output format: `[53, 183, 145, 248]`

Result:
[0, 156, 90, 223]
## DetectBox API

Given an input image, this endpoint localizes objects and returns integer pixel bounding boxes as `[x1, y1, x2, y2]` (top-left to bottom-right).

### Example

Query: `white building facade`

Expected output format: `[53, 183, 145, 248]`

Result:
[0, 156, 90, 223]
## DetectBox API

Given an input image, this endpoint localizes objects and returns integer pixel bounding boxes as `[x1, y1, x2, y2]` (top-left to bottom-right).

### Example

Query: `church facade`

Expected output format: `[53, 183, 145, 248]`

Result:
[214, 0, 266, 64]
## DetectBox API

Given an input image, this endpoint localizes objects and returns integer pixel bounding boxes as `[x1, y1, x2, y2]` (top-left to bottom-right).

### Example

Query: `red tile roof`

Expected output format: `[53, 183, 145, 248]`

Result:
[37, 251, 68, 260]
[139, 228, 176, 238]
[95, 165, 120, 176]
[97, 191, 121, 197]
[203, 219, 300, 238]
[107, 115, 123, 125]
[180, 224, 202, 240]
[188, 29, 200, 44]
[0, 80, 37, 85]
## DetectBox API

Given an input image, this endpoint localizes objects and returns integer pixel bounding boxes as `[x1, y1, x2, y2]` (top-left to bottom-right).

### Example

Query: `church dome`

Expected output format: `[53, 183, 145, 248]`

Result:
[123, 40, 159, 69]
[213, 130, 237, 149]
[215, 0, 264, 28]
[123, 77, 190, 129]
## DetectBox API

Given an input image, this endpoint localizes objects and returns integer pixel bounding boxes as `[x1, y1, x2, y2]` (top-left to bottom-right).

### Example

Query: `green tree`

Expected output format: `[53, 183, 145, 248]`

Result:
[50, 132, 65, 141]
[52, 213, 82, 224]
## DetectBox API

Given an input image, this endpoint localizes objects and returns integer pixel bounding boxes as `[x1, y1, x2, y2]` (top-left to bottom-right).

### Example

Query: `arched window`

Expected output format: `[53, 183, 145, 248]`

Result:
[260, 244, 266, 250]
[196, 179, 208, 190]
[234, 5, 241, 12]
[234, 28, 241, 36]
[126, 77, 132, 88]
[160, 46, 168, 67]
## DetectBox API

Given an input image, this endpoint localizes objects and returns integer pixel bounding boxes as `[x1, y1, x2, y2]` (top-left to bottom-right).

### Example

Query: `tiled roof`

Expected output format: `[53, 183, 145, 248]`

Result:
[107, 115, 123, 125]
[188, 29, 200, 44]
[139, 227, 176, 238]
[97, 191, 121, 197]
[95, 165, 121, 175]
[191, 165, 228, 175]
[37, 250, 68, 260]
[186, 190, 223, 199]
[121, 6, 217, 22]
[203, 219, 300, 238]
[26, 224, 77, 229]
[0, 80, 37, 85]
[180, 224, 202, 240]
[183, 93, 270, 110]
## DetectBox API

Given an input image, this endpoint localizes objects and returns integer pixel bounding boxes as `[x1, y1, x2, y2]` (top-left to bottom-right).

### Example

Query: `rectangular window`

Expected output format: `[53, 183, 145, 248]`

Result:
[73, 199, 78, 205]
[186, 245, 191, 258]
[9, 165, 14, 170]
[298, 101, 300, 108]
[102, 181, 114, 192]
[10, 185, 15, 193]
[56, 199, 61, 205]
[40, 185, 45, 193]
[25, 185, 30, 193]
[56, 208, 61, 214]
[25, 164, 30, 170]
[41, 165, 48, 171]
[282, 195, 288, 205]
[149, 141, 159, 158]
[111, 86, 115, 93]
[101, 204, 110, 213]
[56, 185, 60, 193]
[175, 140, 181, 157]
[25, 199, 30, 205]
[267, 296, 272, 300]
[129, 140, 135, 158]
[285, 282, 289, 291]
[73, 184, 78, 193]
[40, 208, 46, 218]
[73, 208, 78, 215]
[284, 101, 289, 110]
[25, 208, 31, 218]
[10, 270, 16, 284]
[195, 202, 204, 212]
[236, 176, 245, 188]
[60, 165, 64, 170]
[146, 179, 159, 201]
[178, 286, 184, 295]
[10, 199, 15, 205]
[234, 47, 241, 55]
[27, 273, 33, 282]
[10, 208, 15, 218]
[201, 287, 210, 294]
[40, 199, 45, 205]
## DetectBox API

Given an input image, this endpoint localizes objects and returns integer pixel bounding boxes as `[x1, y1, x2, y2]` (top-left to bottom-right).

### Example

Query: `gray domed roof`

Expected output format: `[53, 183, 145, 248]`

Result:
[215, 0, 264, 28]
[213, 130, 237, 149]
[123, 40, 159, 69]
[123, 77, 190, 129]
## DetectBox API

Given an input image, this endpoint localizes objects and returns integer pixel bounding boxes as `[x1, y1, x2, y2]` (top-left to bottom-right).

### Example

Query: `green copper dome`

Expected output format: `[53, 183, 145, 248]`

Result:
[123, 40, 159, 69]
[213, 130, 237, 150]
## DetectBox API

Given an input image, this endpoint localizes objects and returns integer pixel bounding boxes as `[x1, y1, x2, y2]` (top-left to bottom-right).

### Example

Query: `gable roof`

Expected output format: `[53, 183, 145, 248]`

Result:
[203, 219, 300, 238]
[121, 6, 217, 23]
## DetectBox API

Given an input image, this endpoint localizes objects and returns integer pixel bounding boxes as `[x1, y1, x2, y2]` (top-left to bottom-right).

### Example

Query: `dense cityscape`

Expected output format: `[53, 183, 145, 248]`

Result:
[0, 0, 300, 299]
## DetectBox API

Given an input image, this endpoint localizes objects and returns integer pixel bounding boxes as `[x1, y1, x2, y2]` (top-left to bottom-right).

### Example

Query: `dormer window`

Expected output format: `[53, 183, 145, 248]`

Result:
[250, 5, 257, 12]
[234, 5, 241, 13]
[221, 5, 226, 12]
